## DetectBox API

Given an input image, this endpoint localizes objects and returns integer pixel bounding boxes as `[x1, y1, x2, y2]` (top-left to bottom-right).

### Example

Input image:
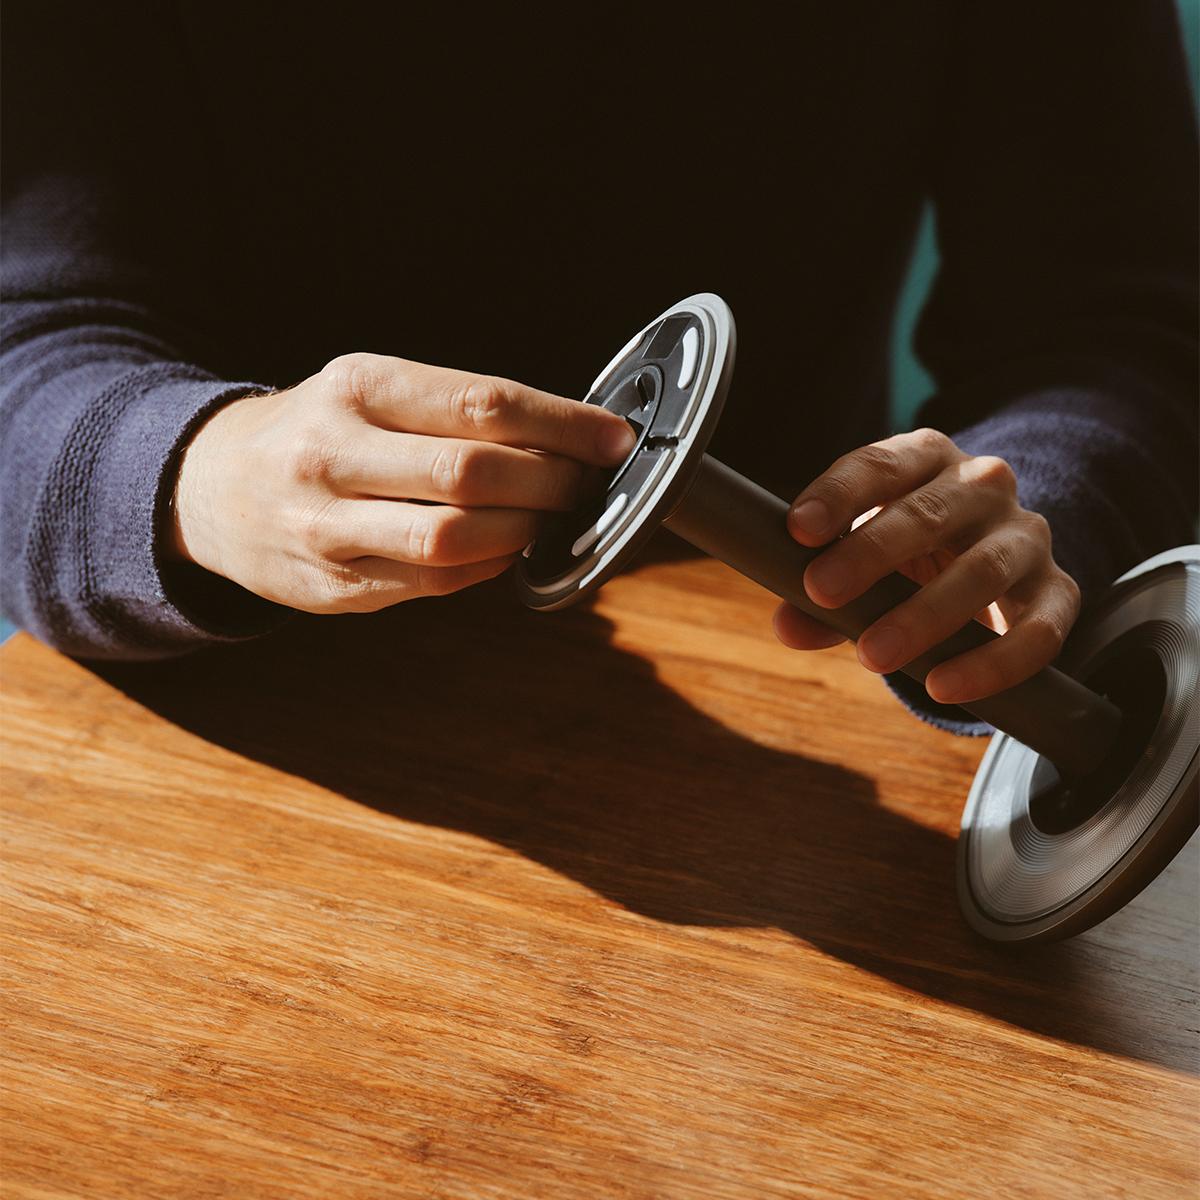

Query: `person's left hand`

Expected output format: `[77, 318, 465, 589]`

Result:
[773, 428, 1081, 706]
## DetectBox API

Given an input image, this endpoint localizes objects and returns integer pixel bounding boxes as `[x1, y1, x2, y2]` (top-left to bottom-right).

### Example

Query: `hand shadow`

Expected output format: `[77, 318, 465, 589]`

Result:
[92, 539, 1195, 1074]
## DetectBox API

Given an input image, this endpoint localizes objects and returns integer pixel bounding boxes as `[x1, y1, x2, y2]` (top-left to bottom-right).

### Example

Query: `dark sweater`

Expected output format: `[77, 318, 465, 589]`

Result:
[2, 3, 1196, 730]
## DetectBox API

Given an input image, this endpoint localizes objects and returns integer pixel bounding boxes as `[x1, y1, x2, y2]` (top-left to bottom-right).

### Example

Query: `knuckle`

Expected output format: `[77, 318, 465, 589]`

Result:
[454, 376, 508, 433]
[966, 540, 1013, 592]
[322, 352, 376, 404]
[974, 454, 1018, 495]
[454, 445, 490, 498]
[430, 442, 477, 500]
[855, 444, 903, 484]
[904, 486, 952, 538]
[314, 565, 393, 615]
[1049, 567, 1082, 624]
[1021, 510, 1052, 547]
[1058, 568, 1082, 614]
[409, 512, 438, 563]
[317, 565, 364, 611]
[1025, 611, 1067, 659]
[411, 510, 460, 566]
[285, 422, 339, 486]
[910, 426, 951, 456]
[815, 468, 857, 516]
[291, 562, 384, 615]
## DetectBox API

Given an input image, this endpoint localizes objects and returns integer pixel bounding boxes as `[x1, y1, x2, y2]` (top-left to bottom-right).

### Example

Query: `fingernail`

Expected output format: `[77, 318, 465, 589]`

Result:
[790, 497, 832, 538]
[600, 421, 637, 464]
[860, 626, 905, 672]
[932, 668, 963, 701]
[808, 557, 851, 601]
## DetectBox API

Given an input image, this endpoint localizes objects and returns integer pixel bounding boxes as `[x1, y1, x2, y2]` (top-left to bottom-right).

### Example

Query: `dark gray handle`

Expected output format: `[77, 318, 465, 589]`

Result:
[663, 455, 1122, 777]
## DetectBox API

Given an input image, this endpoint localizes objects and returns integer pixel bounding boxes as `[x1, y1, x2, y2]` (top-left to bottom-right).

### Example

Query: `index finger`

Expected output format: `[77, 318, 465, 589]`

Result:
[332, 354, 635, 467]
[788, 428, 963, 547]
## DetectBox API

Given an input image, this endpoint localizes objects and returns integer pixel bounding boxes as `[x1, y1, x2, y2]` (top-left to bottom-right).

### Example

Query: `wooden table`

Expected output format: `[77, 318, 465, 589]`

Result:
[2, 540, 1197, 1199]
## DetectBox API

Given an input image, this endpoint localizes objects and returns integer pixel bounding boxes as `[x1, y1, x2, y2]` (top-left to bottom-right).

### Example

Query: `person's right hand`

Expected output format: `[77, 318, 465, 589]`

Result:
[169, 354, 635, 612]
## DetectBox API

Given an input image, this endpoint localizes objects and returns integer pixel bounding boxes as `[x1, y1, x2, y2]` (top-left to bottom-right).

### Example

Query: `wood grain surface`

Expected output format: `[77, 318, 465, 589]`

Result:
[2, 538, 1197, 1199]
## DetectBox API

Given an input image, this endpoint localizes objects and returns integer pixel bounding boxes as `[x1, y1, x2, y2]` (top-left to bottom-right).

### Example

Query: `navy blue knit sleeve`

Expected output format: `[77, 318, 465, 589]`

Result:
[0, 3, 288, 659]
[888, 1, 1199, 735]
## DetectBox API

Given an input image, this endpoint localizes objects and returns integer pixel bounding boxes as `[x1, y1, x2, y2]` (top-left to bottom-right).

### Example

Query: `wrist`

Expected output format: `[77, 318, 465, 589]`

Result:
[167, 390, 274, 570]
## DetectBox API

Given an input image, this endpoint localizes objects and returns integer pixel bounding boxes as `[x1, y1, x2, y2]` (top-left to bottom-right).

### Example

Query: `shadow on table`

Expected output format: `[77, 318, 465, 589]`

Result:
[91, 539, 1193, 1074]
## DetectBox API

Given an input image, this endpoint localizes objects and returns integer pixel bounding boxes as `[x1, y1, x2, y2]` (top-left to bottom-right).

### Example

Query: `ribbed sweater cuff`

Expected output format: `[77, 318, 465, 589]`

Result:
[54, 367, 291, 658]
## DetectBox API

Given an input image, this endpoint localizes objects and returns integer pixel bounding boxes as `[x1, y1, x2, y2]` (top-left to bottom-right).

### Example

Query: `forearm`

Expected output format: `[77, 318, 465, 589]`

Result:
[0, 295, 288, 659]
[0, 2, 302, 658]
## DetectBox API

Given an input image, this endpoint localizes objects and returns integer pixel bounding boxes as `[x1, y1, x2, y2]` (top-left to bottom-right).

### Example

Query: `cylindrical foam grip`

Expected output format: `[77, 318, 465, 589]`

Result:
[663, 455, 1124, 778]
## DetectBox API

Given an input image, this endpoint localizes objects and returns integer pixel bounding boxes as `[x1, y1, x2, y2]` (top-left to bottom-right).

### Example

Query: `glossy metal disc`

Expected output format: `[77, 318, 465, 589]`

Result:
[515, 294, 735, 611]
[957, 545, 1200, 943]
